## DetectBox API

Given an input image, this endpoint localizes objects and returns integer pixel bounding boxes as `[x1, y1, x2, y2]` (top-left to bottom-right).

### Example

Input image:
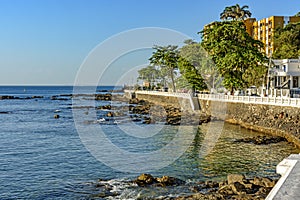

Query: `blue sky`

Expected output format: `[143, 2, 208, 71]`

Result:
[0, 0, 299, 85]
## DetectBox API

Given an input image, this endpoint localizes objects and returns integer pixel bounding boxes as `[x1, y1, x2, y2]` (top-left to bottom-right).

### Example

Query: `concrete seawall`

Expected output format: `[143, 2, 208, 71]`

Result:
[129, 91, 300, 148]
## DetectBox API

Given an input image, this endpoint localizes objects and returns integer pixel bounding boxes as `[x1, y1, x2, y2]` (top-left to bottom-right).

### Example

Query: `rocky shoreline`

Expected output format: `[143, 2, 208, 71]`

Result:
[127, 98, 211, 125]
[91, 173, 277, 200]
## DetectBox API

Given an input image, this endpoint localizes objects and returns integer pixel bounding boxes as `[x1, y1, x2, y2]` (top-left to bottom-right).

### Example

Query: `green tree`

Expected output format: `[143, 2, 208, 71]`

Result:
[137, 65, 161, 88]
[179, 40, 220, 90]
[220, 4, 252, 21]
[149, 45, 179, 92]
[200, 21, 267, 94]
[273, 22, 300, 59]
[178, 57, 207, 92]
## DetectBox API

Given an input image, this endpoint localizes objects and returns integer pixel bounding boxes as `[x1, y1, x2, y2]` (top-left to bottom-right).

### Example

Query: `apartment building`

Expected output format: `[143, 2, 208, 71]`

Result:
[244, 16, 300, 57]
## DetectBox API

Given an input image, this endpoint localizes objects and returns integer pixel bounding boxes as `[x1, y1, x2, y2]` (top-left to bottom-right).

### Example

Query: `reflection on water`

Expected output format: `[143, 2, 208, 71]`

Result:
[81, 121, 299, 199]
[183, 122, 299, 181]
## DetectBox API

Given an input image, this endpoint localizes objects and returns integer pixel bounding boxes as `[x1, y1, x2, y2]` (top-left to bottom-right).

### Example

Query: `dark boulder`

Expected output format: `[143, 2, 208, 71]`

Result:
[54, 114, 60, 119]
[134, 174, 156, 186]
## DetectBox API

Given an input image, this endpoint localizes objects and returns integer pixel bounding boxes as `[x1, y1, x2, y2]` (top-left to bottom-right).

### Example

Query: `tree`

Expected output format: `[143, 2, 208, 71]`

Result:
[179, 40, 220, 90]
[149, 45, 179, 92]
[200, 21, 268, 94]
[273, 22, 300, 59]
[178, 57, 207, 92]
[137, 65, 160, 88]
[220, 4, 252, 21]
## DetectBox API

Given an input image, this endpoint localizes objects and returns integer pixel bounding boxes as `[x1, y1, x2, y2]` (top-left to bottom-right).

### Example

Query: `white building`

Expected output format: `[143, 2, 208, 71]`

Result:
[268, 59, 300, 97]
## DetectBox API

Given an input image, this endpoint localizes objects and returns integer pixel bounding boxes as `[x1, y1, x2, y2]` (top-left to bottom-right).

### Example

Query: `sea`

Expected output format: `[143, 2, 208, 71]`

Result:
[0, 86, 299, 199]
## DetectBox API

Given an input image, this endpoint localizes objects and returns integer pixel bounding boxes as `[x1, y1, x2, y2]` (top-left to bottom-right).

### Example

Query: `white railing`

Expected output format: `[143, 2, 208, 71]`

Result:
[125, 90, 300, 107]
[197, 93, 300, 107]
[134, 90, 192, 99]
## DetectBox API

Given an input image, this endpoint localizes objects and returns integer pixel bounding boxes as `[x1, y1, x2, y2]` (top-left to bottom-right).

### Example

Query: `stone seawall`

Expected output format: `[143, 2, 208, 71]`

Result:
[131, 91, 300, 148]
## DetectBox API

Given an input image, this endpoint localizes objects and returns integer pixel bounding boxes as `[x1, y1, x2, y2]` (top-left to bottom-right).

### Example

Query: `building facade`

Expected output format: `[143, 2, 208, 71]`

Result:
[268, 59, 300, 97]
[244, 16, 300, 57]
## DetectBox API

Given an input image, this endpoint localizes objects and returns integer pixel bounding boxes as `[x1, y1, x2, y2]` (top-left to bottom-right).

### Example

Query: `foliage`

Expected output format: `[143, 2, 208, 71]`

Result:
[200, 21, 268, 93]
[179, 40, 220, 89]
[149, 45, 180, 92]
[178, 57, 207, 91]
[137, 65, 161, 87]
[220, 4, 252, 21]
[273, 22, 300, 59]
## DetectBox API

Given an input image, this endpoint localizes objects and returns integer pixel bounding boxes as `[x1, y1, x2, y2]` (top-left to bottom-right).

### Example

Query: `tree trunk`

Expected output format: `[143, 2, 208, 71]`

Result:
[170, 70, 176, 92]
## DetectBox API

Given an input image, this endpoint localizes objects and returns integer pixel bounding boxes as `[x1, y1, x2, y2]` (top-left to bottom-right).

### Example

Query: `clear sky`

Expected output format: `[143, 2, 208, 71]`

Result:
[0, 0, 299, 85]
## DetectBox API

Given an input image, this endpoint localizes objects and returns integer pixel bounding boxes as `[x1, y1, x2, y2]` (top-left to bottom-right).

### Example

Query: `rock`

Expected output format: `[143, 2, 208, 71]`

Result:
[31, 96, 43, 99]
[251, 177, 276, 188]
[0, 95, 16, 100]
[96, 105, 111, 110]
[231, 182, 247, 195]
[218, 184, 234, 195]
[54, 114, 60, 119]
[129, 98, 140, 104]
[95, 93, 112, 101]
[227, 174, 245, 184]
[156, 176, 185, 186]
[134, 174, 185, 187]
[106, 112, 114, 117]
[235, 136, 286, 145]
[204, 180, 219, 188]
[134, 174, 155, 186]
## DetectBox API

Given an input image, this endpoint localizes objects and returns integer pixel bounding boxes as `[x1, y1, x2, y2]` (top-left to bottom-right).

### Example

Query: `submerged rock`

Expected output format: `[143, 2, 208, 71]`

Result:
[0, 95, 17, 100]
[235, 135, 287, 145]
[96, 105, 111, 110]
[0, 111, 10, 114]
[95, 93, 112, 101]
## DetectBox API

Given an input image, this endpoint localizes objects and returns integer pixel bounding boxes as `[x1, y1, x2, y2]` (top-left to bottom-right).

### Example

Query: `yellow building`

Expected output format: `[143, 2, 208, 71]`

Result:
[244, 16, 300, 57]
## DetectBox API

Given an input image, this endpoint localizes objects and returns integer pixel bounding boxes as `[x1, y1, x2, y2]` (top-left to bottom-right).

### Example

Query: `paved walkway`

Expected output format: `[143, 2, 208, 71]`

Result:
[266, 154, 300, 199]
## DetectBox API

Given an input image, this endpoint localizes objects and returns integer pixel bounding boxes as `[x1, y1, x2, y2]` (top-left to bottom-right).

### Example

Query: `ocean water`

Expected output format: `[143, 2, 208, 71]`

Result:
[0, 86, 298, 199]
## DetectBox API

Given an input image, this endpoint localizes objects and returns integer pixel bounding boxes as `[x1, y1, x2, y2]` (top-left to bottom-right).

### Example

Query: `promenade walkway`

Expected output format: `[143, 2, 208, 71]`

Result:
[266, 154, 300, 199]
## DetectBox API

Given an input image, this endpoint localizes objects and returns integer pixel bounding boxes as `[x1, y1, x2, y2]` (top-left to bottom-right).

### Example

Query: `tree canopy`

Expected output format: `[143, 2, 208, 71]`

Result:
[200, 21, 268, 93]
[149, 45, 179, 92]
[179, 40, 219, 90]
[273, 22, 300, 59]
[137, 65, 161, 87]
[178, 57, 207, 91]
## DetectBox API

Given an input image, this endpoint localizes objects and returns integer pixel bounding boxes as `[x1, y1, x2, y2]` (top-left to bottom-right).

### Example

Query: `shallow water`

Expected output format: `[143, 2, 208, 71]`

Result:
[0, 86, 298, 199]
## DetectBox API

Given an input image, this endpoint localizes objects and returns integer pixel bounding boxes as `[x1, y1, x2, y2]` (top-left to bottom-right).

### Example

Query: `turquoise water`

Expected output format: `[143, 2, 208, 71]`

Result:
[0, 86, 298, 199]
